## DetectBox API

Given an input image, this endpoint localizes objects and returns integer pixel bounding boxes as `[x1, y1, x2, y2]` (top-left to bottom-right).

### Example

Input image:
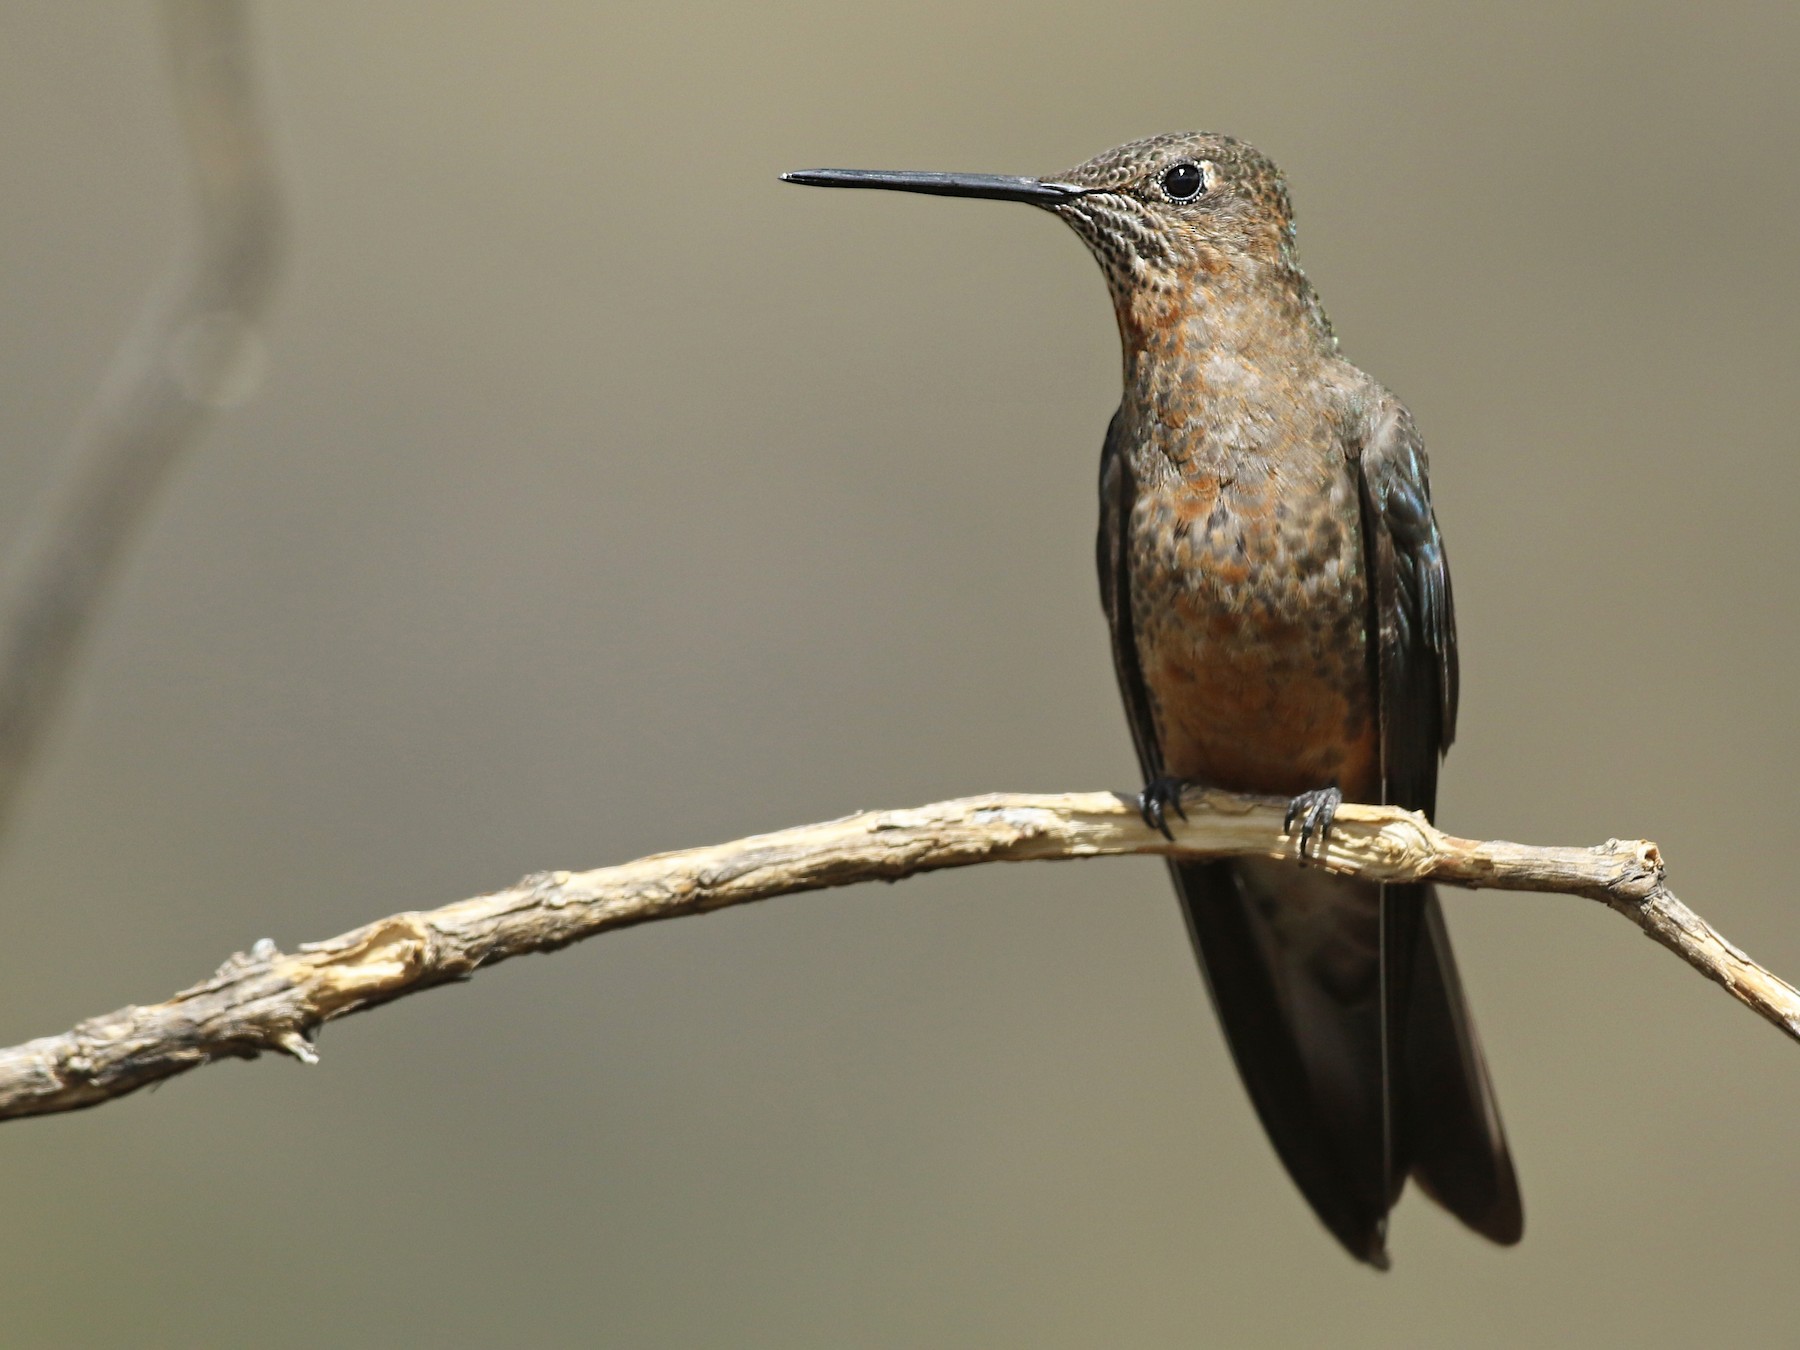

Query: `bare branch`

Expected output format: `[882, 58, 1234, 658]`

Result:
[0, 787, 1789, 1123]
[0, 0, 281, 832]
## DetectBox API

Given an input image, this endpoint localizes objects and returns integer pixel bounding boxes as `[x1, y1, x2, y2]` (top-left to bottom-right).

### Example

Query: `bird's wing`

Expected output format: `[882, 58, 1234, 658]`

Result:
[1352, 397, 1457, 818]
[1096, 409, 1162, 782]
[1354, 396, 1521, 1244]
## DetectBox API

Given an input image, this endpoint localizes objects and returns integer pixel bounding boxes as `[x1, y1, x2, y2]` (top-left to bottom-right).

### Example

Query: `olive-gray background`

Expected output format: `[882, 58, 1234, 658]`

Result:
[2, 2, 1796, 1345]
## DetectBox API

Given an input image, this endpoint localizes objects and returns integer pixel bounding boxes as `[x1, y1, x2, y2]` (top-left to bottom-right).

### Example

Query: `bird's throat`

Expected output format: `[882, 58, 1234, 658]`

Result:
[1110, 255, 1335, 385]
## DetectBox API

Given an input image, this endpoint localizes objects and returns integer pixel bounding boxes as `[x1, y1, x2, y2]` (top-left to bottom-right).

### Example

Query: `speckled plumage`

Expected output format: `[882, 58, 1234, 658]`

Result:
[1063, 133, 1516, 1266]
[785, 131, 1520, 1266]
[1050, 136, 1380, 794]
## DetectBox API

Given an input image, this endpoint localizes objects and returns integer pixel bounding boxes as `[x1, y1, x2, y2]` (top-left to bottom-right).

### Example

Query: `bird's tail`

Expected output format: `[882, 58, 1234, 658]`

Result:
[1171, 858, 1521, 1265]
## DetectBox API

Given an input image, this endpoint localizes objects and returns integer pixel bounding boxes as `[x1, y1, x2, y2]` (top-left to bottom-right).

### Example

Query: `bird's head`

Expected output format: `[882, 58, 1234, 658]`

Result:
[1043, 132, 1298, 296]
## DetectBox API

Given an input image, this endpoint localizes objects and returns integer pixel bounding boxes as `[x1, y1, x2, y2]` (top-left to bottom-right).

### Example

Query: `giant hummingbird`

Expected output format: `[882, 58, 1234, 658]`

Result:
[783, 132, 1521, 1267]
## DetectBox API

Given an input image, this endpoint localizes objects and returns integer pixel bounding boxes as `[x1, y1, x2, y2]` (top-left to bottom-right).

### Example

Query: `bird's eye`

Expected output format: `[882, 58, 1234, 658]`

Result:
[1160, 161, 1206, 202]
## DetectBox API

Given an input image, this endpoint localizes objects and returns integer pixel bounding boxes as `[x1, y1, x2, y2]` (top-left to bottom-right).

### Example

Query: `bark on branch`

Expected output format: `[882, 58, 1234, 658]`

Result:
[1, 787, 1792, 1122]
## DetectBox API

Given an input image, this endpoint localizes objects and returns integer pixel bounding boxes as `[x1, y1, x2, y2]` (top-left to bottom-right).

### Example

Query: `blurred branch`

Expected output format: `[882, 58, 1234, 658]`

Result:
[0, 0, 281, 832]
[0, 786, 1791, 1122]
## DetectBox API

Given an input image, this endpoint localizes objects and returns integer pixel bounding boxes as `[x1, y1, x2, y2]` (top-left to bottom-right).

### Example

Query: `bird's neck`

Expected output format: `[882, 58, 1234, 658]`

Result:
[1112, 254, 1337, 391]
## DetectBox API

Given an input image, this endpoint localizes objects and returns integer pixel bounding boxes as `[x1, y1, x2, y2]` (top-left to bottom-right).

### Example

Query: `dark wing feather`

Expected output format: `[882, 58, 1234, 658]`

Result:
[1356, 399, 1458, 815]
[1098, 411, 1394, 1265]
[1356, 398, 1521, 1245]
[1096, 410, 1162, 781]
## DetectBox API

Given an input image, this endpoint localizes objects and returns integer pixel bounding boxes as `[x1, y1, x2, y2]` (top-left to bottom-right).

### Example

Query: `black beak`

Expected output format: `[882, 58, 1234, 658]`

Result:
[780, 168, 1086, 205]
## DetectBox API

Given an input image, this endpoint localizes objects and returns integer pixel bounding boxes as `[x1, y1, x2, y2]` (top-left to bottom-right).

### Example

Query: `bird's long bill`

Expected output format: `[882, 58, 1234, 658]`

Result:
[781, 168, 1084, 204]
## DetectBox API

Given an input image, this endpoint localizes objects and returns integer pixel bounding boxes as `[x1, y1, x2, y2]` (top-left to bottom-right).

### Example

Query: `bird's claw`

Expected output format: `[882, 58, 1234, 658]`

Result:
[1138, 776, 1193, 841]
[1284, 785, 1342, 865]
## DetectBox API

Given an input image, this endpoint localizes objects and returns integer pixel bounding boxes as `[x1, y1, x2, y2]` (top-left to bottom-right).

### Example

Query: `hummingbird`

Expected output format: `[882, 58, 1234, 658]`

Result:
[783, 132, 1521, 1266]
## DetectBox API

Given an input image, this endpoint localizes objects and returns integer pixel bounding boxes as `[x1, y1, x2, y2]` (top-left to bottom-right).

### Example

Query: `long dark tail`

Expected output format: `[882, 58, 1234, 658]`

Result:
[1171, 859, 1521, 1266]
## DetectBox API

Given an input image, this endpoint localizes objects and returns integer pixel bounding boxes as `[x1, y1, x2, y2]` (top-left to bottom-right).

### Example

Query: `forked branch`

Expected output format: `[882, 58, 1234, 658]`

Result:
[0, 787, 1792, 1123]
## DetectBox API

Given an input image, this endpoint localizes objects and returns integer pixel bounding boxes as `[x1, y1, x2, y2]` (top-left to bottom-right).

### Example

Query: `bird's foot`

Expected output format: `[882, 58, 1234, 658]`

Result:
[1138, 776, 1199, 841]
[1284, 785, 1343, 865]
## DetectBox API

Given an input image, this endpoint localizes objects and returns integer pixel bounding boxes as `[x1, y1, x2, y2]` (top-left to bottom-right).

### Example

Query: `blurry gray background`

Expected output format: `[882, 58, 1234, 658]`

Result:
[2, 1, 1797, 1345]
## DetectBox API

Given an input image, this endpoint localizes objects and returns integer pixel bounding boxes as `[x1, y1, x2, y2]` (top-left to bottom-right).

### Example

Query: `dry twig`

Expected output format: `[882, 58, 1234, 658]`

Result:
[0, 787, 1791, 1122]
